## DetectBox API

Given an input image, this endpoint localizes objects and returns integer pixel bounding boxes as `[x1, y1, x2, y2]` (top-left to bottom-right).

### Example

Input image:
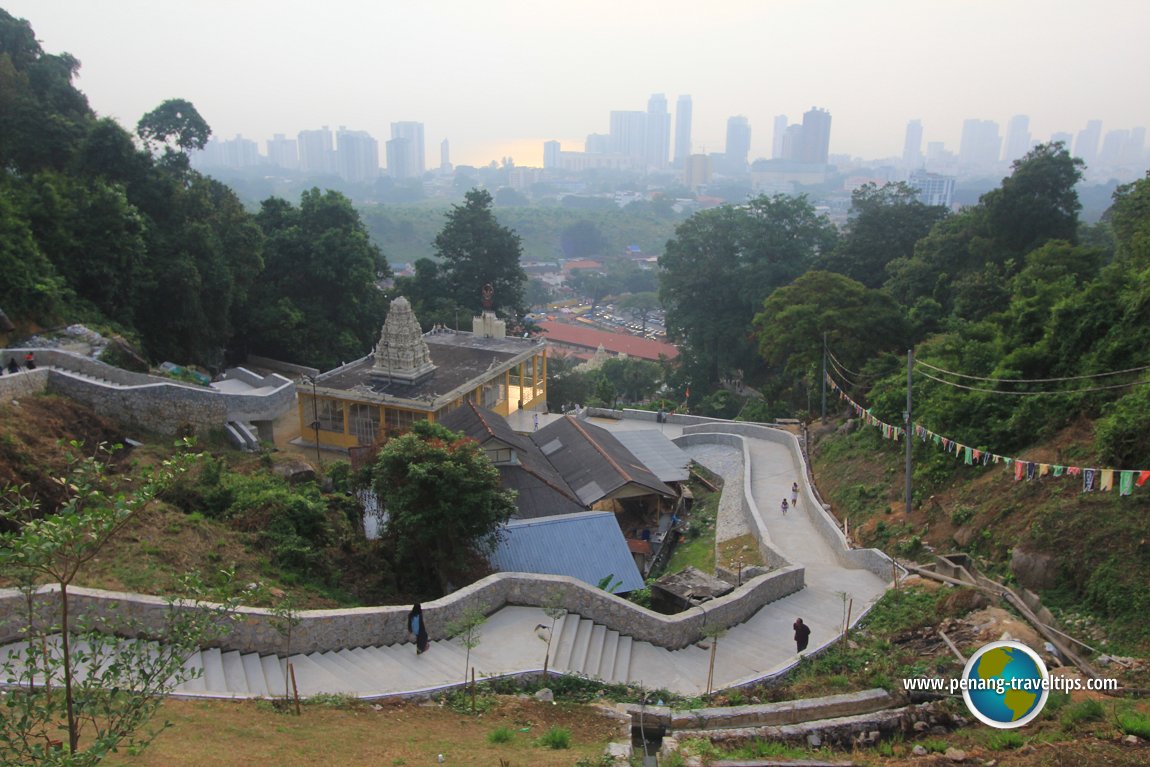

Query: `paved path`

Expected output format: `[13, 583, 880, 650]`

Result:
[2, 415, 889, 699]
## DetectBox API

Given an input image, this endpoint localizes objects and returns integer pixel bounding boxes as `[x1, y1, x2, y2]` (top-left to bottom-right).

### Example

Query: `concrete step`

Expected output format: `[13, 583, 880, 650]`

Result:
[551, 613, 583, 669]
[347, 647, 423, 690]
[200, 648, 227, 693]
[317, 650, 373, 684]
[567, 619, 594, 674]
[241, 652, 270, 697]
[598, 630, 620, 681]
[261, 654, 288, 697]
[581, 624, 607, 677]
[612, 635, 633, 683]
[285, 653, 351, 696]
[220, 650, 247, 693]
[179, 650, 207, 693]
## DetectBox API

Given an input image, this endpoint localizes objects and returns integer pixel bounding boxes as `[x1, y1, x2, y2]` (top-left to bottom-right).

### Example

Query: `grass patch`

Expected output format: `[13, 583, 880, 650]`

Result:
[1117, 710, 1150, 739]
[486, 726, 514, 744]
[535, 726, 571, 749]
[986, 730, 1025, 750]
[1061, 698, 1106, 729]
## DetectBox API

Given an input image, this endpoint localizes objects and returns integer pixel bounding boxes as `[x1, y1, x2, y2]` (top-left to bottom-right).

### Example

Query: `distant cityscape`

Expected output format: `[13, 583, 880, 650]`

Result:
[191, 93, 1150, 212]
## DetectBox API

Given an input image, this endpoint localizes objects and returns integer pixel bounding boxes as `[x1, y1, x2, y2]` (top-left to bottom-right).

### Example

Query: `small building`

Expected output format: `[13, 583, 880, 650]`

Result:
[537, 320, 678, 362]
[438, 401, 585, 519]
[297, 297, 547, 450]
[488, 511, 645, 593]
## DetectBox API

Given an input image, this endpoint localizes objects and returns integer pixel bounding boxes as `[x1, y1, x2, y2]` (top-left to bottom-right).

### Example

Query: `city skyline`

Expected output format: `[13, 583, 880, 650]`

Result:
[7, 0, 1150, 170]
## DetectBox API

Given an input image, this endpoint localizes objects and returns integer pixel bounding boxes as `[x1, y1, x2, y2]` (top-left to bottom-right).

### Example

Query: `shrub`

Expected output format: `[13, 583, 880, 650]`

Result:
[486, 726, 513, 744]
[535, 726, 571, 749]
[1060, 698, 1105, 729]
[1117, 711, 1150, 739]
[987, 730, 1024, 750]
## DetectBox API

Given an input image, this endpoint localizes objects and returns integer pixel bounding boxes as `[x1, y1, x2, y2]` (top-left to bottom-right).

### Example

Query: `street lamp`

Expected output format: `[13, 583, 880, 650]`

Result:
[302, 374, 322, 467]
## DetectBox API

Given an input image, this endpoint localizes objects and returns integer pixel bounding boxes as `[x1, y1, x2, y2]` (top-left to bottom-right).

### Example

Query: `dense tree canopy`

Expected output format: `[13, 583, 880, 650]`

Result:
[434, 189, 527, 317]
[242, 189, 389, 368]
[819, 183, 948, 289]
[660, 194, 837, 389]
[372, 421, 516, 595]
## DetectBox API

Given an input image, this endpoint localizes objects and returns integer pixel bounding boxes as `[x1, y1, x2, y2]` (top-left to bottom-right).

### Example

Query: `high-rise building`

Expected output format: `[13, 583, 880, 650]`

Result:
[800, 107, 832, 165]
[267, 134, 299, 170]
[1099, 129, 1130, 166]
[725, 115, 751, 173]
[683, 153, 712, 189]
[1124, 127, 1146, 165]
[385, 138, 412, 179]
[908, 170, 955, 208]
[1074, 119, 1102, 165]
[902, 119, 923, 167]
[336, 127, 379, 183]
[543, 140, 561, 169]
[1002, 115, 1031, 162]
[782, 124, 804, 161]
[440, 139, 452, 172]
[585, 133, 610, 154]
[674, 95, 693, 167]
[645, 93, 671, 170]
[609, 110, 647, 161]
[298, 127, 335, 175]
[772, 115, 789, 159]
[1050, 132, 1074, 149]
[389, 122, 426, 178]
[958, 119, 1001, 167]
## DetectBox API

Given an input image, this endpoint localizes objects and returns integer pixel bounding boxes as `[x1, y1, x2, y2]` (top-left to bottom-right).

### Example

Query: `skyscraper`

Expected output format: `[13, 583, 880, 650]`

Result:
[385, 138, 412, 180]
[440, 139, 452, 173]
[646, 93, 671, 171]
[1074, 119, 1102, 165]
[336, 127, 379, 183]
[543, 140, 561, 169]
[800, 107, 832, 165]
[1002, 115, 1031, 162]
[609, 110, 647, 162]
[674, 95, 693, 168]
[389, 122, 426, 178]
[902, 119, 923, 168]
[772, 115, 788, 159]
[725, 116, 751, 173]
[298, 127, 335, 175]
[959, 119, 1001, 167]
[267, 134, 299, 170]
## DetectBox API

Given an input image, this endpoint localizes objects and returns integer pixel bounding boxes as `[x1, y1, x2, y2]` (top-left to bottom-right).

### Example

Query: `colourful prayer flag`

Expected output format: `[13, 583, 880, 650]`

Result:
[1053, 465, 1065, 477]
[1083, 468, 1096, 492]
[1015, 461, 1026, 481]
[1100, 469, 1114, 492]
[964, 446, 973, 465]
[1138, 471, 1150, 488]
[1120, 471, 1135, 496]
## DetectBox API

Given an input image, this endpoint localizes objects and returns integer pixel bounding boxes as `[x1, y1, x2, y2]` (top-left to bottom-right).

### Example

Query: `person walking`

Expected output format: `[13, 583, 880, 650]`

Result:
[791, 482, 799, 507]
[408, 603, 430, 655]
[793, 617, 811, 654]
[780, 498, 789, 515]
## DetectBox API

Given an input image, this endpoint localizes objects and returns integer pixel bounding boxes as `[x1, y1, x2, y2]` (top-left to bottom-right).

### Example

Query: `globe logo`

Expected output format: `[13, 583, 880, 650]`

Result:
[961, 640, 1049, 728]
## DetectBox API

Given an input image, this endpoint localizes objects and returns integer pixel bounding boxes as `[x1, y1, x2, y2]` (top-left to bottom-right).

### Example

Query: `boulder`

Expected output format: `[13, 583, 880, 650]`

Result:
[1011, 546, 1060, 591]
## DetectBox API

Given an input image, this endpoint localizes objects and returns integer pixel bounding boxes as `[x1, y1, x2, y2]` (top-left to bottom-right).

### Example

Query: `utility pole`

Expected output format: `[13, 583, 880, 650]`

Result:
[821, 331, 827, 423]
[904, 348, 913, 515]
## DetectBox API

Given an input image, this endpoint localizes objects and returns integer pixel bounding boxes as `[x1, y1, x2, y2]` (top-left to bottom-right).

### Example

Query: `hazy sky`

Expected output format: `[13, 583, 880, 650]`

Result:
[6, 0, 1150, 169]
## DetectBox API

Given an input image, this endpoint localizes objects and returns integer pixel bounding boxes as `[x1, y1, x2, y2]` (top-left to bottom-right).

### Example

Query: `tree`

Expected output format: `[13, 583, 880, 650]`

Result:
[567, 269, 612, 311]
[0, 441, 235, 764]
[753, 271, 911, 380]
[618, 291, 660, 331]
[372, 421, 516, 595]
[559, 220, 609, 259]
[136, 98, 211, 154]
[242, 189, 389, 368]
[982, 142, 1083, 257]
[660, 194, 837, 386]
[819, 183, 948, 289]
[435, 189, 527, 317]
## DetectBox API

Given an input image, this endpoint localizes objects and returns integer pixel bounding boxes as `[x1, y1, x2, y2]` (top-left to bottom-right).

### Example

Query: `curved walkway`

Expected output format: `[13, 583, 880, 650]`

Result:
[1, 415, 890, 699]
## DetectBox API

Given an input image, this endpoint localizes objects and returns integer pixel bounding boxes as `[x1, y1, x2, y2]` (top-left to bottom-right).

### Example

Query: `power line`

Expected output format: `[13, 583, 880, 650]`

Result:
[915, 358, 1150, 384]
[915, 368, 1150, 396]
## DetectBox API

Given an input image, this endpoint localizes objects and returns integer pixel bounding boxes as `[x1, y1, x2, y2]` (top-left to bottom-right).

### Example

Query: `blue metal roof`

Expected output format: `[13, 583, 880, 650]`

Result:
[488, 511, 645, 593]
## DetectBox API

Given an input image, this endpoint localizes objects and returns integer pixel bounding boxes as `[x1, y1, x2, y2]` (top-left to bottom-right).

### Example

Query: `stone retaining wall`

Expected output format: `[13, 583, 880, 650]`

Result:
[682, 421, 896, 582]
[0, 567, 805, 656]
[0, 367, 50, 402]
[0, 348, 294, 436]
[623, 688, 895, 730]
[672, 432, 788, 569]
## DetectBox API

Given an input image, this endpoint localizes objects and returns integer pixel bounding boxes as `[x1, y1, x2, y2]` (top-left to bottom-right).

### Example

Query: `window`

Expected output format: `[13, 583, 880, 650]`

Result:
[350, 404, 381, 445]
[316, 398, 345, 433]
[385, 407, 427, 433]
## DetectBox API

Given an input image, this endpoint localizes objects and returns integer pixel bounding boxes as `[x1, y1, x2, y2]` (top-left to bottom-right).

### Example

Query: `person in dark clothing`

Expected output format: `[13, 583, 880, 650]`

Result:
[23, 352, 35, 370]
[408, 603, 430, 655]
[5, 358, 17, 374]
[793, 617, 811, 653]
